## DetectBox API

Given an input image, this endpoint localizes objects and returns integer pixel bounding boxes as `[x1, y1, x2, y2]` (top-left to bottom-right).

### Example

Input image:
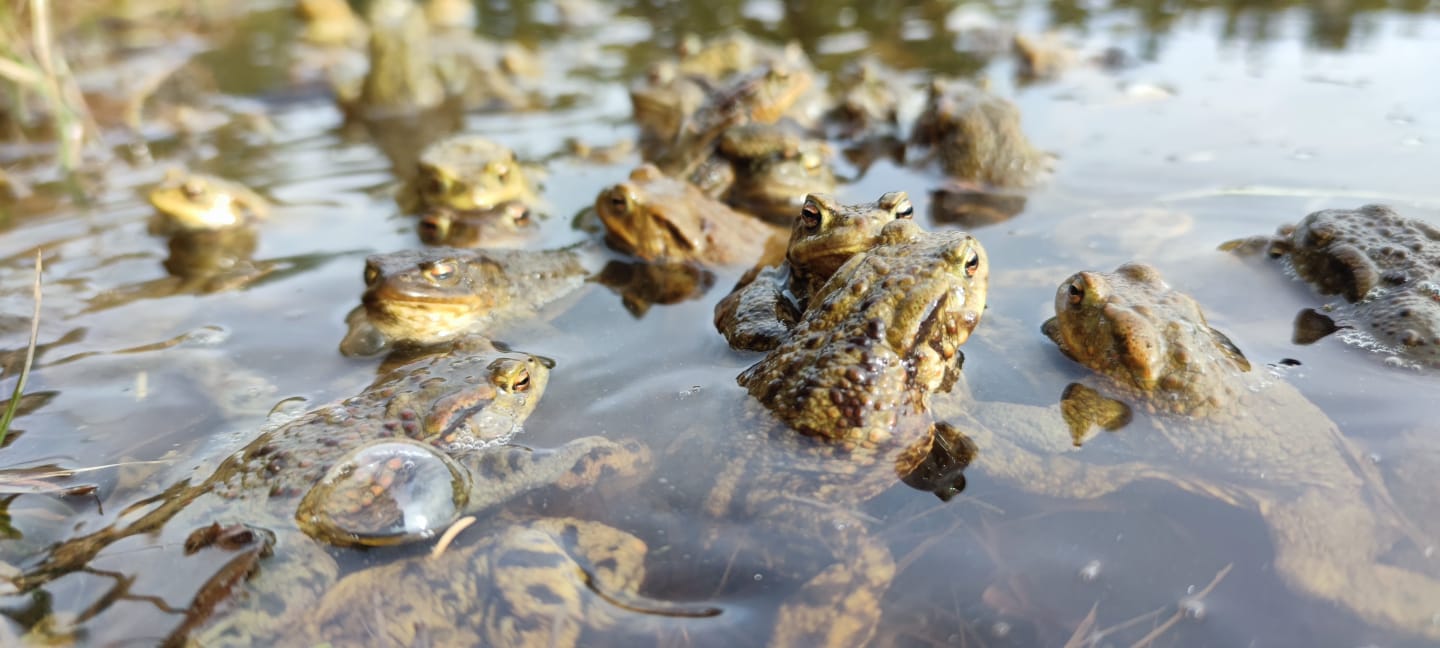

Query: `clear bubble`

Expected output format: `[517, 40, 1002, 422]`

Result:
[297, 439, 469, 547]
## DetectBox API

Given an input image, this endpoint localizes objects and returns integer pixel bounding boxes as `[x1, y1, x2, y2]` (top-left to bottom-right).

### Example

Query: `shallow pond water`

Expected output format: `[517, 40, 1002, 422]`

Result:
[2, 0, 1439, 645]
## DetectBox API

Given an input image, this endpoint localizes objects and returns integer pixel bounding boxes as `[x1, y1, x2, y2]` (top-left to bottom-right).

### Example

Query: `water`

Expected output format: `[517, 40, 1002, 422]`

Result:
[1, 0, 1439, 645]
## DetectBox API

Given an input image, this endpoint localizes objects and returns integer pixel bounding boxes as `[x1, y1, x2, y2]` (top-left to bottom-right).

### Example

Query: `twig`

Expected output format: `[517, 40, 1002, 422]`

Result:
[0, 250, 42, 445]
[429, 515, 476, 558]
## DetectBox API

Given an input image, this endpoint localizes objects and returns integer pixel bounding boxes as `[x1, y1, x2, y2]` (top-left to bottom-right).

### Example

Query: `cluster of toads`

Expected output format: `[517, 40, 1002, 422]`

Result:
[25, 0, 1440, 645]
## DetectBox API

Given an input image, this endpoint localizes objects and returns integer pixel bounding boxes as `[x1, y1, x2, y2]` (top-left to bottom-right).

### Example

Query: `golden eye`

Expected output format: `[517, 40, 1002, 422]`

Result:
[489, 359, 530, 391]
[1066, 279, 1084, 306]
[508, 205, 531, 225]
[423, 260, 457, 283]
[964, 250, 980, 277]
[363, 264, 380, 286]
[895, 200, 914, 219]
[800, 200, 822, 230]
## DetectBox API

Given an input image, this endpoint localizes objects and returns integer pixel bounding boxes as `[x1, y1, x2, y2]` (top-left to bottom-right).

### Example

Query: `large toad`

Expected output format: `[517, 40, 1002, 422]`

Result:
[714, 191, 917, 351]
[944, 264, 1440, 640]
[23, 339, 653, 645]
[1221, 204, 1440, 366]
[341, 246, 588, 355]
[595, 163, 784, 266]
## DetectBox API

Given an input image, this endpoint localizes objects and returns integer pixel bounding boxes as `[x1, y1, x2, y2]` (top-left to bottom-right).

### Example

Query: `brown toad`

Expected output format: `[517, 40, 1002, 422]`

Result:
[717, 123, 838, 224]
[714, 191, 915, 351]
[909, 79, 1050, 189]
[1221, 204, 1440, 367]
[941, 263, 1440, 641]
[595, 163, 785, 266]
[147, 169, 270, 232]
[341, 246, 588, 355]
[406, 134, 539, 212]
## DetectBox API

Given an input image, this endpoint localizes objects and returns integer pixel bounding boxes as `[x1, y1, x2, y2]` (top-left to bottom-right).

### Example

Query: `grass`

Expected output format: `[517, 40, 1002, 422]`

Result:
[0, 250, 42, 446]
[0, 0, 98, 173]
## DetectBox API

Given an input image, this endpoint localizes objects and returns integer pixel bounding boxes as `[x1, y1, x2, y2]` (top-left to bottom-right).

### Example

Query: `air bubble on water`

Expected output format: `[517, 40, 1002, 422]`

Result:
[753, 573, 763, 581]
[1078, 560, 1102, 582]
[183, 326, 229, 346]
[990, 621, 1011, 638]
[1180, 598, 1206, 621]
[677, 385, 702, 398]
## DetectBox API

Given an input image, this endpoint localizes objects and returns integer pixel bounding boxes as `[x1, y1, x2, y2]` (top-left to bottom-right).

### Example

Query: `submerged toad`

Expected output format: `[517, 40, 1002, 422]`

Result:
[417, 201, 539, 248]
[25, 339, 654, 644]
[148, 169, 270, 232]
[1221, 204, 1440, 366]
[715, 191, 915, 351]
[595, 163, 784, 266]
[943, 264, 1440, 640]
[345, 246, 588, 354]
[909, 79, 1050, 189]
[407, 134, 538, 212]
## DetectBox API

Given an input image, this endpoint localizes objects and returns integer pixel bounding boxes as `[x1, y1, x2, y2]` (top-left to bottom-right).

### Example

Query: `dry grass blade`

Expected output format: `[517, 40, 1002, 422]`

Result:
[0, 250, 42, 445]
[430, 515, 476, 559]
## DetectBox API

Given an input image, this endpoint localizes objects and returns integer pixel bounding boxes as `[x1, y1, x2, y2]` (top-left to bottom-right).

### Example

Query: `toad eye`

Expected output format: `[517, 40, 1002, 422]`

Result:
[964, 250, 981, 277]
[364, 264, 380, 286]
[1066, 279, 1084, 306]
[895, 200, 914, 219]
[800, 200, 822, 230]
[488, 358, 530, 392]
[423, 260, 458, 283]
[509, 206, 531, 225]
[181, 180, 206, 199]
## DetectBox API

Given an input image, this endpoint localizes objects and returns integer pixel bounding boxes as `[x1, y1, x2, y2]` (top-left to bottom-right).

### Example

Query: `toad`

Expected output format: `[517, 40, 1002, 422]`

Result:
[595, 163, 785, 266]
[717, 123, 838, 224]
[909, 79, 1050, 189]
[343, 246, 589, 355]
[147, 169, 270, 232]
[405, 134, 539, 212]
[1221, 204, 1440, 366]
[714, 191, 915, 351]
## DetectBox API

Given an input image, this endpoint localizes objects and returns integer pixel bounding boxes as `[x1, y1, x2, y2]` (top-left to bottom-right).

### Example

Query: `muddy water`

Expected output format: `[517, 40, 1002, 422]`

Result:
[1, 1, 1439, 645]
